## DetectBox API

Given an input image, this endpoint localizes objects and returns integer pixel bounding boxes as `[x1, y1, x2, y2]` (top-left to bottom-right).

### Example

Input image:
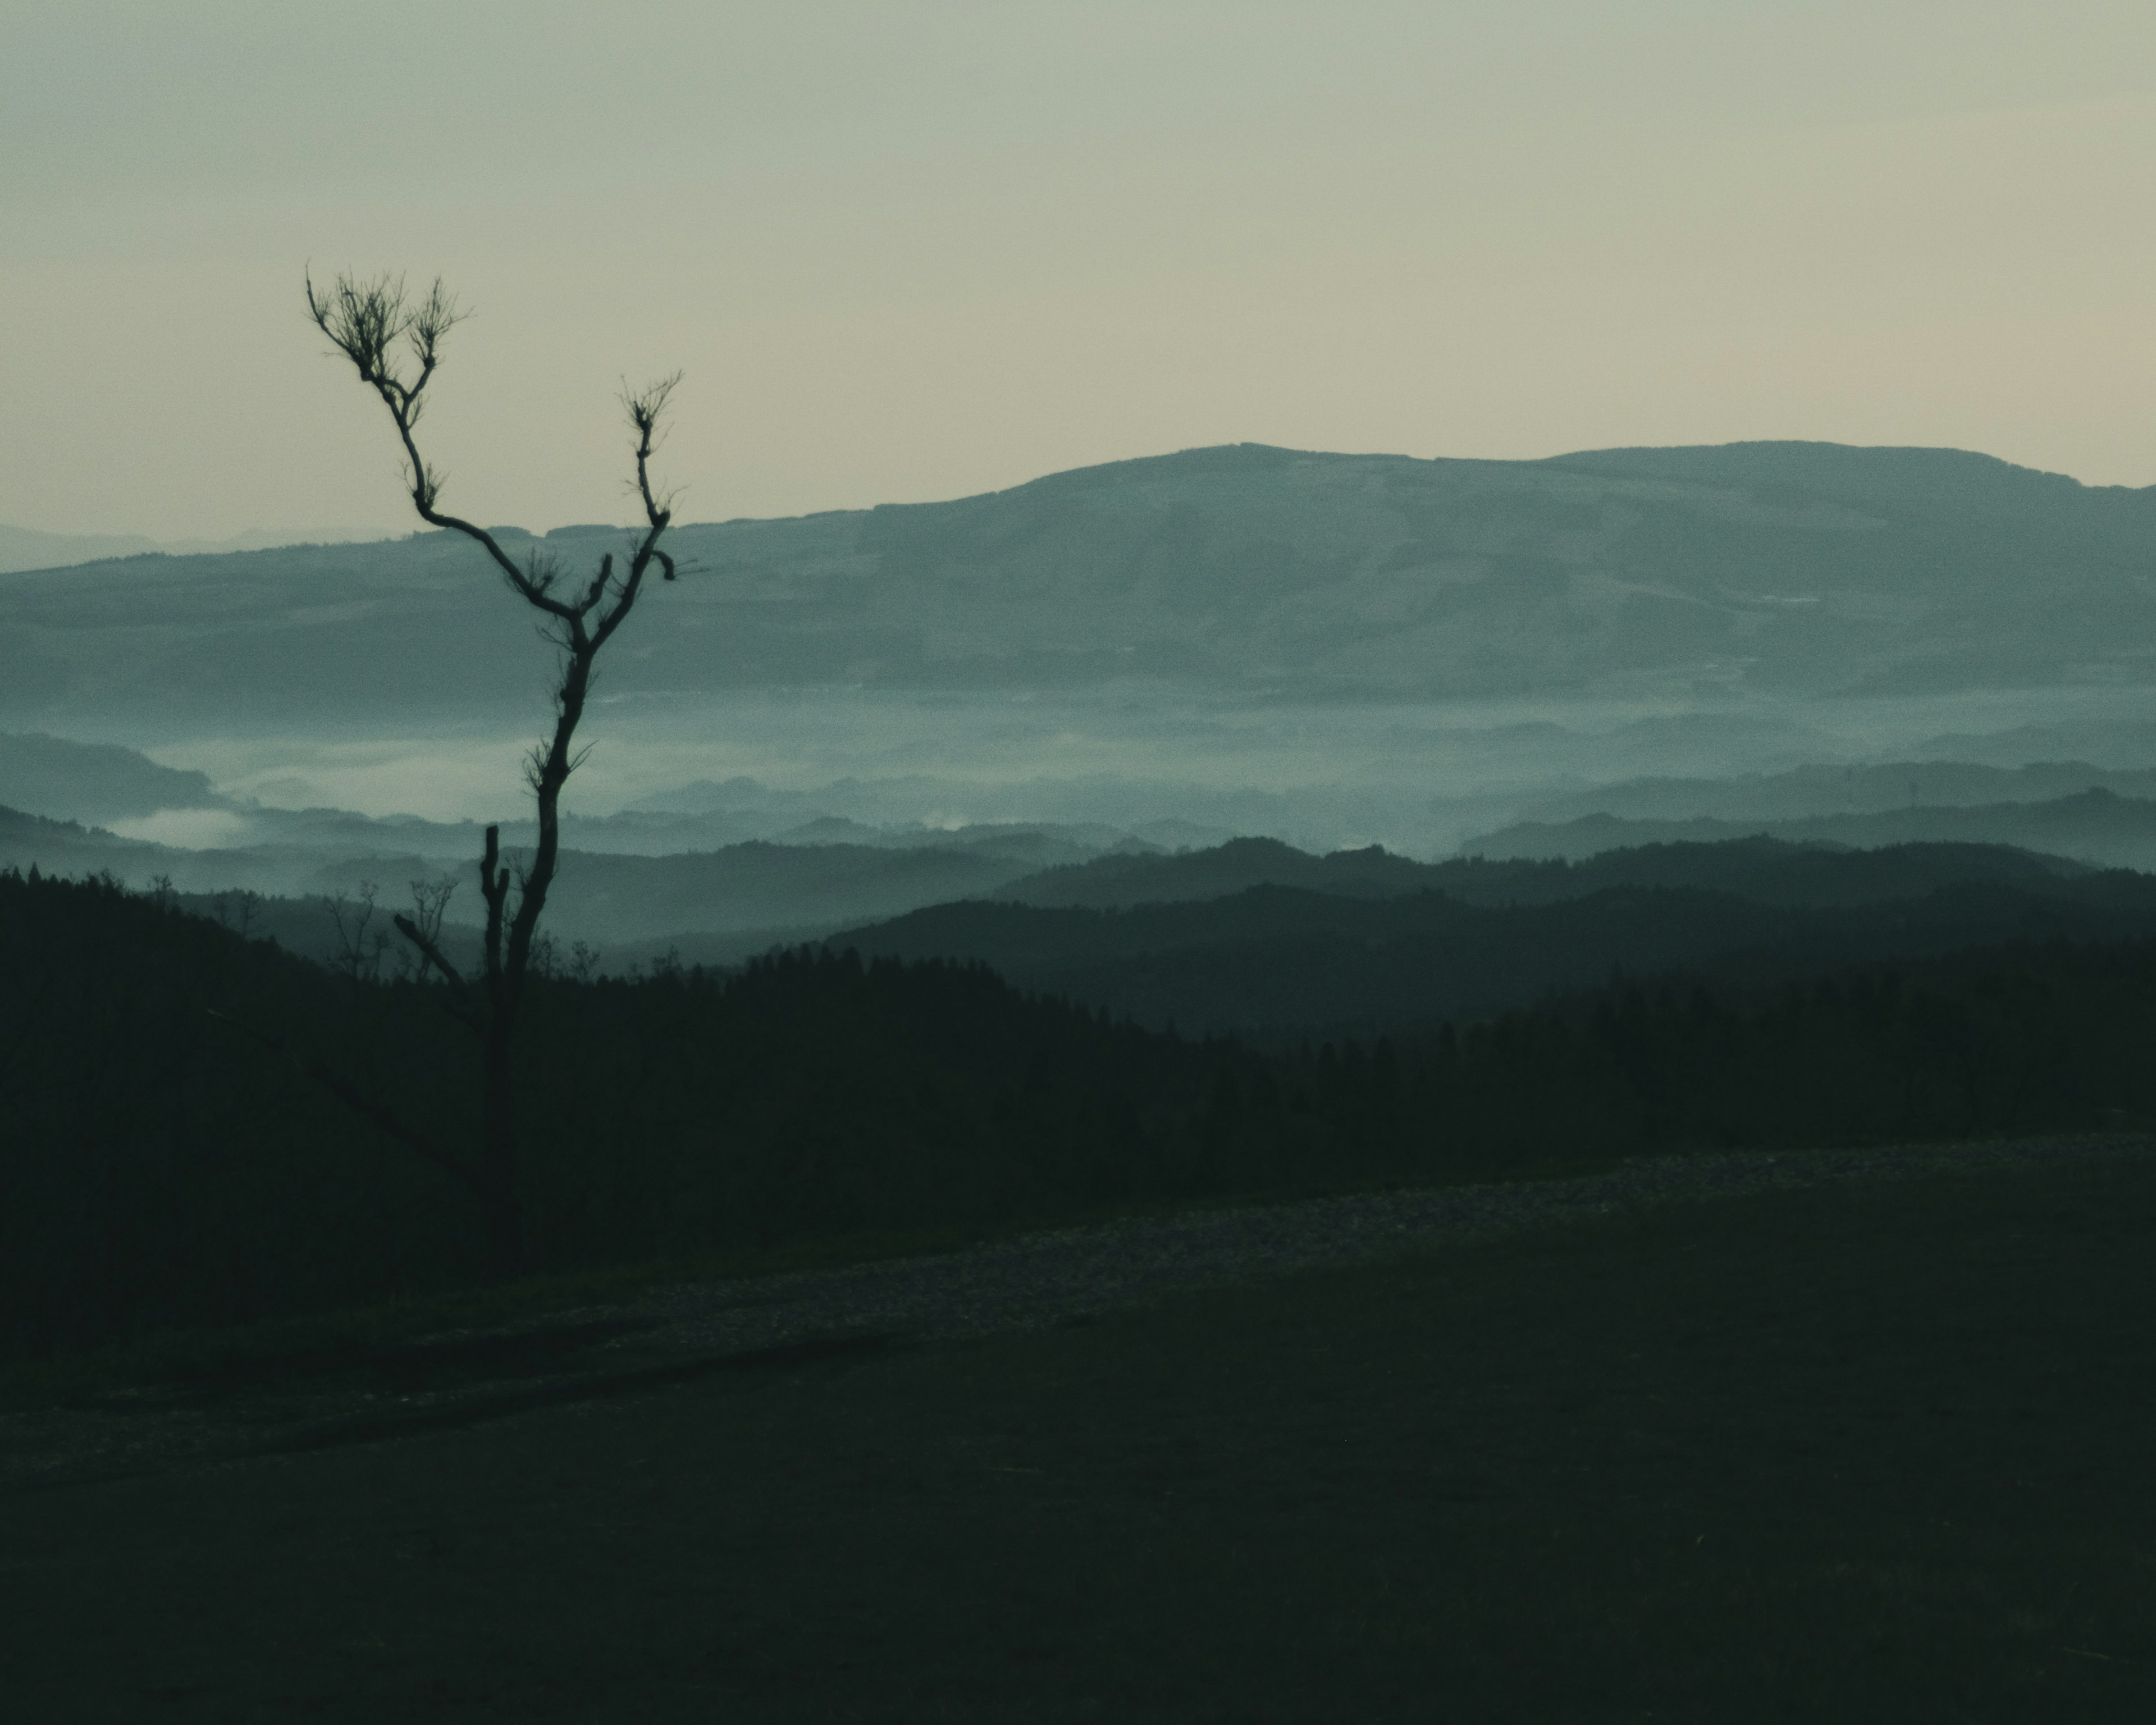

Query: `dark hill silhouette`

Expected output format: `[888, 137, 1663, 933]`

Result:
[833, 840, 2156, 1035]
[999, 837, 1433, 907]
[1465, 790, 2156, 870]
[0, 868, 1213, 1353]
[14, 857, 2156, 1358]
[998, 833, 2087, 912]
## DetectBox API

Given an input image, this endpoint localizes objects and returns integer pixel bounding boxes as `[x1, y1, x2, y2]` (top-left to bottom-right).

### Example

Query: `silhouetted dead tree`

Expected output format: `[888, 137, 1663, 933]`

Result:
[303, 268, 682, 1274]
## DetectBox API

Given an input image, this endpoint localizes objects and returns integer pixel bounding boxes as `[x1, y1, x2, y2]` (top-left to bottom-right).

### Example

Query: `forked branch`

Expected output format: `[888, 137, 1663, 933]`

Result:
[305, 266, 683, 1275]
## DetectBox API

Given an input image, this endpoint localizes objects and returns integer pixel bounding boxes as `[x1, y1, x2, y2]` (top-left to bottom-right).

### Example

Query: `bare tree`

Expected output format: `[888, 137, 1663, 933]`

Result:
[211, 887, 264, 941]
[391, 874, 461, 984]
[323, 880, 390, 992]
[302, 268, 682, 1274]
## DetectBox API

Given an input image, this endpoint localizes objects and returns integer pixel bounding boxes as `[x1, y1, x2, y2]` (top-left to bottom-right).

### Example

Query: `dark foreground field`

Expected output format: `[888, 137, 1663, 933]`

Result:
[6, 1146, 2155, 1722]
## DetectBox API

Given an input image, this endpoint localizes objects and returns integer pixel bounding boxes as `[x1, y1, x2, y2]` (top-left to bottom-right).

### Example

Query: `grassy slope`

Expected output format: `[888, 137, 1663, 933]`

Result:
[5, 1147, 2154, 1721]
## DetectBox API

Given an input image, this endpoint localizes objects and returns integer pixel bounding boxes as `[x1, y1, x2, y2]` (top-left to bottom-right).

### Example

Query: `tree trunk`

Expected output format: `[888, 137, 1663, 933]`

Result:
[478, 1015, 524, 1276]
[307, 272, 678, 1280]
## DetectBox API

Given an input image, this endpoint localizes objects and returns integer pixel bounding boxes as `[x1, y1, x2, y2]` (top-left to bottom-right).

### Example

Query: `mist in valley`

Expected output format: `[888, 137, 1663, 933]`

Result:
[16, 11, 2156, 1709]
[8, 437, 2156, 969]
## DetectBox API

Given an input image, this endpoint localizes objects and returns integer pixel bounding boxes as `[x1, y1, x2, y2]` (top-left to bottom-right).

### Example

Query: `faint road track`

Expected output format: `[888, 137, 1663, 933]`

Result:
[3, 1133, 2144, 1491]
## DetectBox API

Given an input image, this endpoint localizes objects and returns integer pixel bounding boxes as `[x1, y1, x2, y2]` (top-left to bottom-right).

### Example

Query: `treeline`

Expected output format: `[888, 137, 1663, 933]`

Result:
[993, 833, 2091, 913]
[839, 867, 2156, 1039]
[1211, 941, 2154, 1181]
[0, 870, 1207, 1357]
[3, 867, 2153, 1358]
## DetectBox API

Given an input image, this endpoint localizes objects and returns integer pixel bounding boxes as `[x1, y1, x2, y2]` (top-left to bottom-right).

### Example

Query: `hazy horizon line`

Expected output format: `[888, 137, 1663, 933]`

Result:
[8, 431, 2148, 555]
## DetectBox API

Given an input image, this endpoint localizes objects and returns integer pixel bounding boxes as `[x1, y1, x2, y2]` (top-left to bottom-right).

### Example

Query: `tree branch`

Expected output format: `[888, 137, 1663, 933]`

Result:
[390, 912, 464, 992]
[207, 1008, 475, 1191]
[305, 269, 586, 616]
[478, 824, 510, 996]
[390, 913, 486, 1039]
[303, 267, 686, 1277]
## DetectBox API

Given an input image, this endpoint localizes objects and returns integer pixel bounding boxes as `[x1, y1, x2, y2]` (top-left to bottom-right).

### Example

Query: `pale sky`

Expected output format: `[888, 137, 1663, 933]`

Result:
[4, 1, 2154, 541]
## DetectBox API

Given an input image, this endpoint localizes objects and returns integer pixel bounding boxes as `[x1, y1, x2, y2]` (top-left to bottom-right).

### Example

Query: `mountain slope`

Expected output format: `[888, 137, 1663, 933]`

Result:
[9, 441, 2154, 724]
[0, 731, 223, 824]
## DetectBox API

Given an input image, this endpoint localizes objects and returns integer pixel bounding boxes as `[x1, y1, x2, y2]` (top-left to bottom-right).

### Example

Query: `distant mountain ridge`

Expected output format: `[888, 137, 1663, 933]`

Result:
[826, 875, 2156, 1038]
[992, 831, 2091, 912]
[0, 522, 391, 574]
[1511, 760, 2156, 825]
[0, 731, 224, 825]
[0, 524, 167, 573]
[0, 805, 1085, 946]
[1463, 788, 2156, 869]
[9, 440, 2154, 723]
[16, 782, 2125, 975]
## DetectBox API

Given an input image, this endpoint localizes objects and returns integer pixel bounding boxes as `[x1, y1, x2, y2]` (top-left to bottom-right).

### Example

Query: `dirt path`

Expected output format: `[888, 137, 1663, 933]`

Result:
[3, 1133, 2143, 1494]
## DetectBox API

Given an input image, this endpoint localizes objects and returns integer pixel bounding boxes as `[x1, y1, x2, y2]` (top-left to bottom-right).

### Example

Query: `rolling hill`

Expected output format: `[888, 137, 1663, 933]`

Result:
[830, 839, 2156, 1036]
[1463, 788, 2156, 869]
[990, 831, 2090, 911]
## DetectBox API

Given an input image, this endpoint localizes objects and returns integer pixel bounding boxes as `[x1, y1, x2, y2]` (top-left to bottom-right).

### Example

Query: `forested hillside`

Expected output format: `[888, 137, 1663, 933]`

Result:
[8, 867, 2155, 1357]
[850, 842, 2156, 1035]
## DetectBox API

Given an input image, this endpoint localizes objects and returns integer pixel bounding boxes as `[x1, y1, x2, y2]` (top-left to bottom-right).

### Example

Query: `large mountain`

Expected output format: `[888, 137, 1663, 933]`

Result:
[7, 441, 2154, 725]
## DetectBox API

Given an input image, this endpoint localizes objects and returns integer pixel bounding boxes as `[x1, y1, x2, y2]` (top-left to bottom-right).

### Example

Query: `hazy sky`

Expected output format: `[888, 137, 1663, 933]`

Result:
[4, 1, 2154, 540]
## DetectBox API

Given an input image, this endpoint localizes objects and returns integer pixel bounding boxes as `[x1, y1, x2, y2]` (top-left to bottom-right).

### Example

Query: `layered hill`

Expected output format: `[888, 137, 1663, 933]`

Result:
[989, 832, 2090, 911]
[0, 730, 225, 825]
[830, 838, 2156, 1037]
[1465, 788, 2156, 869]
[1509, 760, 2156, 825]
[0, 805, 1080, 947]
[8, 440, 2155, 725]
